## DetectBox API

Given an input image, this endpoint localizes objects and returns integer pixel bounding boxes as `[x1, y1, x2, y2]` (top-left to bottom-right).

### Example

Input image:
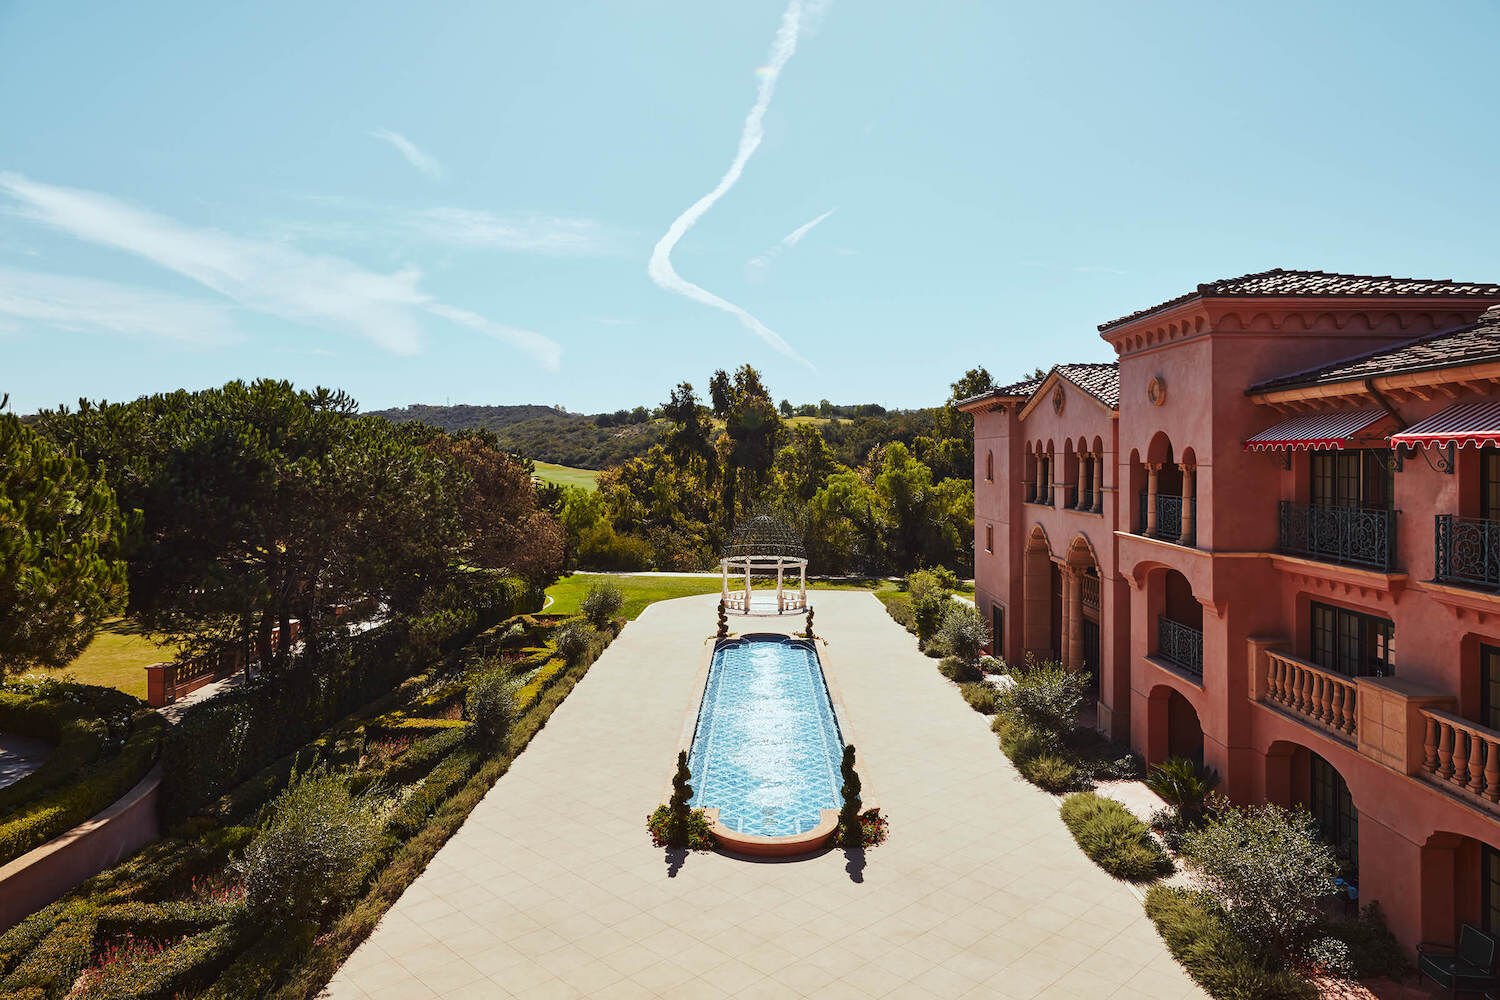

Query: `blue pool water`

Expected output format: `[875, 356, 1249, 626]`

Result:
[688, 635, 844, 837]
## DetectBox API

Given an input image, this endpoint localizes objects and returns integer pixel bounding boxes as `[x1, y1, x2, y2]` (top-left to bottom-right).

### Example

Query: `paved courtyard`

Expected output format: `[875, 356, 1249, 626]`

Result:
[327, 591, 1204, 999]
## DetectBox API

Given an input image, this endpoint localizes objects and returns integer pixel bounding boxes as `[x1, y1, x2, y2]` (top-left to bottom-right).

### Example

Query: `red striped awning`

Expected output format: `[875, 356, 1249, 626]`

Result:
[1389, 401, 1500, 449]
[1244, 408, 1387, 451]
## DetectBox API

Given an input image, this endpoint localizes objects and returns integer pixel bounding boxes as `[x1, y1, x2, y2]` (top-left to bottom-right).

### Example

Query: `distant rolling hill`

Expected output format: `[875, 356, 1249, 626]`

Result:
[369, 403, 663, 470]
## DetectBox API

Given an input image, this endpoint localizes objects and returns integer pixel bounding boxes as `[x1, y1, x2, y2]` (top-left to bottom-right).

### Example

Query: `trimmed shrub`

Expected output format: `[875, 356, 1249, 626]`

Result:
[905, 569, 955, 644]
[552, 620, 597, 666]
[877, 591, 916, 633]
[464, 670, 516, 746]
[996, 660, 1086, 745]
[1145, 885, 1314, 1000]
[236, 774, 382, 925]
[1180, 803, 1340, 965]
[1326, 902, 1411, 980]
[959, 682, 1000, 715]
[935, 602, 989, 666]
[579, 583, 624, 630]
[0, 912, 98, 1000]
[386, 750, 482, 840]
[1059, 792, 1173, 881]
[835, 745, 863, 848]
[1017, 752, 1080, 792]
[938, 655, 983, 683]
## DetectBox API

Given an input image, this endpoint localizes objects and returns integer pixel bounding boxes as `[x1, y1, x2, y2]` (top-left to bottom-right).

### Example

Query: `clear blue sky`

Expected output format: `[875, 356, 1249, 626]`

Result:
[5, 1, 1499, 416]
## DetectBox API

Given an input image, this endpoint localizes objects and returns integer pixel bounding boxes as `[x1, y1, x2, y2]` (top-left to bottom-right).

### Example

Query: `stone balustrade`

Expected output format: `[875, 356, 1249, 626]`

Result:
[1261, 649, 1358, 741]
[1421, 709, 1500, 813]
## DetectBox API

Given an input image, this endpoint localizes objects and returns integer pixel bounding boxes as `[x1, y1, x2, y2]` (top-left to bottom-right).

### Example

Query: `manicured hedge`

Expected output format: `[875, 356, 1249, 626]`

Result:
[0, 711, 164, 866]
[0, 682, 147, 817]
[161, 578, 540, 822]
[1059, 792, 1173, 882]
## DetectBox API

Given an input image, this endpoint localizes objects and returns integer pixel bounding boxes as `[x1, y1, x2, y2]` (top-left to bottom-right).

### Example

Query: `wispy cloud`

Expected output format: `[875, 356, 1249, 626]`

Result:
[748, 207, 835, 275]
[0, 172, 561, 368]
[409, 207, 613, 255]
[369, 128, 443, 180]
[0, 265, 237, 345]
[647, 0, 826, 368]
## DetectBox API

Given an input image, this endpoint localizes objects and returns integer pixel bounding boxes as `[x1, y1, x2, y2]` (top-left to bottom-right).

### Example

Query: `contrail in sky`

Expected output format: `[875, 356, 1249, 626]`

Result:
[749, 207, 836, 273]
[648, 0, 824, 368]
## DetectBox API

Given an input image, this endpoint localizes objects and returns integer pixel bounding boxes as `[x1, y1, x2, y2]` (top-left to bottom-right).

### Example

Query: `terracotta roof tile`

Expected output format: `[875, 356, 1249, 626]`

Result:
[1250, 307, 1500, 394]
[1099, 268, 1500, 331]
[958, 362, 1119, 411]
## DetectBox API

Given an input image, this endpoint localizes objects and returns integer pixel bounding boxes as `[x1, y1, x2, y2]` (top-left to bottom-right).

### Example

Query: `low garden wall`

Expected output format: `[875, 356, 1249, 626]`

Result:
[0, 765, 161, 933]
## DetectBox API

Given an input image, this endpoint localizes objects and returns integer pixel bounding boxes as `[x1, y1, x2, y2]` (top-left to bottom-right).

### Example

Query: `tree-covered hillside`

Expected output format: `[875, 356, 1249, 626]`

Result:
[369, 403, 665, 469]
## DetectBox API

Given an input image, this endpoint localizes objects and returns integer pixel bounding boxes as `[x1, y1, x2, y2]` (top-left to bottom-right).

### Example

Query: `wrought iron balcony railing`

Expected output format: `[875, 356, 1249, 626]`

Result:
[1278, 501, 1397, 572]
[1434, 514, 1500, 590]
[1156, 615, 1203, 678]
[1136, 491, 1195, 545]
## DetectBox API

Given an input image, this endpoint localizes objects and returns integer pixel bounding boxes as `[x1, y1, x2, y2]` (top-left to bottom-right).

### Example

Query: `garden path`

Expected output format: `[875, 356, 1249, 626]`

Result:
[327, 591, 1205, 999]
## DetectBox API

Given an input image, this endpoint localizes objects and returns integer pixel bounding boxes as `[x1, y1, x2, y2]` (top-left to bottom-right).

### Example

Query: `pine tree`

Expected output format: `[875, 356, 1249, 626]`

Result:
[837, 744, 863, 848]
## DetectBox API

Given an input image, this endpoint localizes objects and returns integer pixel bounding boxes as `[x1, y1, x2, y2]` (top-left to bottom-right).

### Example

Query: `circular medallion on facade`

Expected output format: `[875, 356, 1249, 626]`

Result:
[1147, 375, 1167, 407]
[1052, 386, 1065, 415]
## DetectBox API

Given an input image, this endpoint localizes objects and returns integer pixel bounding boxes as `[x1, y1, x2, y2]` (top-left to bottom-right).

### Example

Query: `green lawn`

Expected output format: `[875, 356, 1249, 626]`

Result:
[62, 619, 180, 699]
[533, 461, 600, 491]
[545, 574, 724, 620]
[545, 573, 901, 621]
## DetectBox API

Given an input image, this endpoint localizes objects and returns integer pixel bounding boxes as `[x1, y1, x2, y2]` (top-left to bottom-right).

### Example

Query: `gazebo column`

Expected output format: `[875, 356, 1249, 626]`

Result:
[800, 563, 807, 608]
[777, 562, 785, 612]
[721, 559, 729, 604]
[745, 561, 752, 611]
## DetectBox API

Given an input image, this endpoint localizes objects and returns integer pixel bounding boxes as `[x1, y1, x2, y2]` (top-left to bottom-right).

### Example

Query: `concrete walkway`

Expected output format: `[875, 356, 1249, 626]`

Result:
[327, 592, 1203, 999]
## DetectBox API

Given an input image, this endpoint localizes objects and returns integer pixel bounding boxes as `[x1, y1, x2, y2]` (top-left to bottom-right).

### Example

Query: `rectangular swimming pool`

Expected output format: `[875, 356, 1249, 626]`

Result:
[687, 635, 844, 838]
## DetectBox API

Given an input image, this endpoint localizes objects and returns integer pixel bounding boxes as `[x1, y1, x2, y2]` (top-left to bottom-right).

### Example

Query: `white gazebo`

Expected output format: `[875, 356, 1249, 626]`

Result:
[720, 513, 808, 616]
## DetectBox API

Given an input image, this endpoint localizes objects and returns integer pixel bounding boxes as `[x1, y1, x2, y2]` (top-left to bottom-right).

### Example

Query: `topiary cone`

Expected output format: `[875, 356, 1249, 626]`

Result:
[668, 750, 694, 845]
[837, 744, 862, 847]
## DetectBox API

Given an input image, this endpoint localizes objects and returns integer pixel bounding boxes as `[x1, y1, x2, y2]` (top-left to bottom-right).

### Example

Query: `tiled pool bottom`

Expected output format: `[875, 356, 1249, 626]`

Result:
[688, 636, 843, 838]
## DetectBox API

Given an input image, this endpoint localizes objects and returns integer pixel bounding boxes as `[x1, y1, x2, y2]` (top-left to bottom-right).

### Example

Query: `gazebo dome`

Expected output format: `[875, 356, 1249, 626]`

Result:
[724, 512, 805, 561]
[719, 511, 808, 616]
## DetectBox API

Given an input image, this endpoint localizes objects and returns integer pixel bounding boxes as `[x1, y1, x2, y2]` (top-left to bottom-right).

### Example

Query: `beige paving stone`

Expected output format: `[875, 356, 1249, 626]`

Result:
[326, 592, 1203, 999]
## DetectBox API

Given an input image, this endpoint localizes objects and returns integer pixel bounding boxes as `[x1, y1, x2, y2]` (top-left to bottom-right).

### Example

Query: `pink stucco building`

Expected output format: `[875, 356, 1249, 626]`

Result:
[962, 268, 1500, 950]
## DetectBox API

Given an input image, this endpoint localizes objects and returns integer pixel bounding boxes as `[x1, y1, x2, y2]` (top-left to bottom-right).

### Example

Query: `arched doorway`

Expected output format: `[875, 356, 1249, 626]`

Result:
[1266, 741, 1359, 884]
[1064, 534, 1104, 692]
[1023, 526, 1055, 660]
[1166, 689, 1203, 764]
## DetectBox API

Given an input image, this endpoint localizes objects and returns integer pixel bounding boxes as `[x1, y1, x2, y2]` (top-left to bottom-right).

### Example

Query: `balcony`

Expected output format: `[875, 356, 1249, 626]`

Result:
[1257, 649, 1358, 743]
[1434, 514, 1500, 591]
[1420, 710, 1500, 816]
[1155, 616, 1203, 679]
[1277, 501, 1397, 572]
[1136, 492, 1196, 546]
[1081, 575, 1100, 613]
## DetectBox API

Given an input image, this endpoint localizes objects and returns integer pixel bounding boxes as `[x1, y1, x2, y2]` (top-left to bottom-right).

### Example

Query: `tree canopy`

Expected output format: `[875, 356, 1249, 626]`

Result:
[0, 413, 127, 675]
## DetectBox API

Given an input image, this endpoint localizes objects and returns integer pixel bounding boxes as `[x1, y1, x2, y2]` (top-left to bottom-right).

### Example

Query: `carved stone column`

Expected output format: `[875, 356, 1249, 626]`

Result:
[1058, 564, 1073, 666]
[1145, 463, 1161, 536]
[1065, 566, 1084, 669]
[1179, 464, 1197, 545]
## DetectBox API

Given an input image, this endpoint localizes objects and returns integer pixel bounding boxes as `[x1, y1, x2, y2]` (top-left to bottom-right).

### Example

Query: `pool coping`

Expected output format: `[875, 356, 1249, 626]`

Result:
[666, 628, 877, 858]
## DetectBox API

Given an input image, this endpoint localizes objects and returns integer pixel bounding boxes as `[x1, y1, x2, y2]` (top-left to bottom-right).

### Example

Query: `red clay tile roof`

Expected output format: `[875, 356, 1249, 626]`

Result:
[958, 363, 1119, 411]
[1098, 269, 1500, 332]
[1250, 307, 1500, 394]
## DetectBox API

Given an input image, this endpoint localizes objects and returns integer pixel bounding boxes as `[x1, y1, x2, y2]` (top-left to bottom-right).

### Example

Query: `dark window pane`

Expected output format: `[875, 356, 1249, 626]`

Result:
[1484, 646, 1500, 731]
[1487, 846, 1500, 933]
